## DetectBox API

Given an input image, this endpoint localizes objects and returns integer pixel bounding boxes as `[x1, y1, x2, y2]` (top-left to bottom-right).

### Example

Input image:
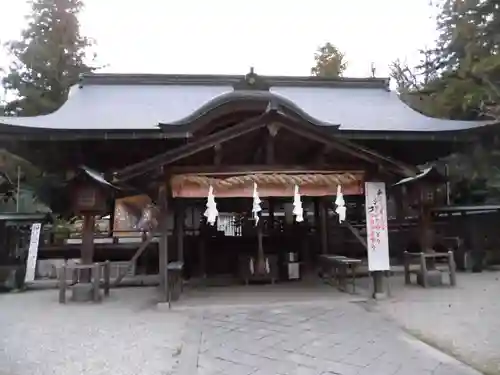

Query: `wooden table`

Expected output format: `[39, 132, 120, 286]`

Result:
[319, 255, 362, 293]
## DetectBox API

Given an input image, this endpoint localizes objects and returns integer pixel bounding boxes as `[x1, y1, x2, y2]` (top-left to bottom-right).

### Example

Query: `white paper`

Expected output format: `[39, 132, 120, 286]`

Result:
[335, 184, 346, 223]
[25, 223, 42, 283]
[252, 182, 262, 226]
[364, 182, 390, 271]
[204, 185, 218, 225]
[292, 185, 304, 222]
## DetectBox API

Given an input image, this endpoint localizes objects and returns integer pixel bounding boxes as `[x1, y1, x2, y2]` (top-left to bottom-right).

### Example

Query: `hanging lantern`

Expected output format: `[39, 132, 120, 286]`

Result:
[293, 185, 304, 222]
[252, 182, 262, 226]
[335, 184, 346, 223]
[204, 185, 218, 226]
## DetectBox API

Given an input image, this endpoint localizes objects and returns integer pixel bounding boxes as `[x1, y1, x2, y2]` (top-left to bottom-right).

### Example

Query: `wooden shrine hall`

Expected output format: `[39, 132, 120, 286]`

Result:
[0, 69, 495, 301]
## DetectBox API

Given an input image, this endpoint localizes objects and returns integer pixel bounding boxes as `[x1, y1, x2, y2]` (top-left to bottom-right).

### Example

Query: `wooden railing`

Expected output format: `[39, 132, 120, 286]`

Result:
[40, 229, 162, 247]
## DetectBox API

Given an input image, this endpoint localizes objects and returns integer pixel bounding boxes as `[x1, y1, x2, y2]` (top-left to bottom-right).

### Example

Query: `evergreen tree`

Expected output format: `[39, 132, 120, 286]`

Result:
[390, 0, 500, 120]
[389, 1, 500, 201]
[311, 43, 348, 78]
[2, 0, 96, 116]
[426, 0, 500, 120]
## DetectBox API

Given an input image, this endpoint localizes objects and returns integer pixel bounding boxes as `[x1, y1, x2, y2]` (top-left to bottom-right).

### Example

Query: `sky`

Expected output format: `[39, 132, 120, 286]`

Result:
[0, 0, 439, 80]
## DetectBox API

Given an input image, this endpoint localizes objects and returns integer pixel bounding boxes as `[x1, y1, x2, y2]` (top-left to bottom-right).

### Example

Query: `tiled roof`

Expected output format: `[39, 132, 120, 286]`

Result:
[0, 72, 492, 133]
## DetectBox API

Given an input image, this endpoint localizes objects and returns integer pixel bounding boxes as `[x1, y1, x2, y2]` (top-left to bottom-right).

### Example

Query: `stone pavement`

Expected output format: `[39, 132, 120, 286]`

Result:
[176, 301, 481, 375]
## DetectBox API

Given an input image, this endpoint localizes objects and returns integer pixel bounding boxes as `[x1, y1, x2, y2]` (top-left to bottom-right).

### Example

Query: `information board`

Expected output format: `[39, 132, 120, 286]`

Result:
[364, 182, 390, 271]
[25, 223, 42, 283]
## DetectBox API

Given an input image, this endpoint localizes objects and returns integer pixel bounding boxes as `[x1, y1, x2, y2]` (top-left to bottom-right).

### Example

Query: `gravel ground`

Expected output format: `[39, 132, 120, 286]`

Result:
[1, 274, 498, 375]
[370, 271, 500, 375]
[0, 287, 187, 375]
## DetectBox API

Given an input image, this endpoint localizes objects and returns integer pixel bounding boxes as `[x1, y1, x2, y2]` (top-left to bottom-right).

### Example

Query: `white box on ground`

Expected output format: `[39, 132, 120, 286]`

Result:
[288, 263, 300, 279]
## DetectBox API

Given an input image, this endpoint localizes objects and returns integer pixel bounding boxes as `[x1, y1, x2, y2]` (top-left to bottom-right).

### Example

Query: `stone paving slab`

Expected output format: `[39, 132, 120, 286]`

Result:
[176, 301, 482, 375]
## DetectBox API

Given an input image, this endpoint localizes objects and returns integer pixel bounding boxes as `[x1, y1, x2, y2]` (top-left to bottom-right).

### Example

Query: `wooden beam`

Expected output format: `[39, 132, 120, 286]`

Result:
[113, 233, 154, 287]
[213, 144, 222, 166]
[266, 124, 279, 164]
[168, 164, 364, 175]
[313, 145, 333, 164]
[343, 221, 368, 249]
[250, 128, 267, 164]
[276, 113, 415, 176]
[115, 112, 274, 182]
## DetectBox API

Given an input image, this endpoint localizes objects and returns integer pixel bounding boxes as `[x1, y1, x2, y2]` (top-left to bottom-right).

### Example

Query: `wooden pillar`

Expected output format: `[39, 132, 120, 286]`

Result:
[199, 225, 206, 278]
[313, 197, 320, 251]
[268, 198, 275, 231]
[109, 199, 116, 237]
[81, 213, 95, 264]
[80, 213, 95, 282]
[420, 206, 433, 251]
[417, 184, 438, 273]
[175, 199, 185, 266]
[394, 187, 405, 222]
[319, 198, 328, 254]
[158, 185, 169, 302]
[256, 221, 265, 275]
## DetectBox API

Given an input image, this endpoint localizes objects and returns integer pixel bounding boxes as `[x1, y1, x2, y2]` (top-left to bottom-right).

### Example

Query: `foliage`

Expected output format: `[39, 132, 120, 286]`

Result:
[390, 0, 500, 202]
[390, 0, 500, 120]
[311, 42, 348, 78]
[2, 0, 96, 116]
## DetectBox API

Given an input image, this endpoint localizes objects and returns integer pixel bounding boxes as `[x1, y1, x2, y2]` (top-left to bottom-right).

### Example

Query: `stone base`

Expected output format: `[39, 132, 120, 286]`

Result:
[373, 292, 388, 300]
[417, 269, 443, 287]
[0, 265, 25, 291]
[71, 283, 96, 302]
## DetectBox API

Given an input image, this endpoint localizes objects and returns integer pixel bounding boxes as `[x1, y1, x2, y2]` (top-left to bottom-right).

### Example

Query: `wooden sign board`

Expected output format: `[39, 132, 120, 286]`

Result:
[71, 183, 107, 214]
[365, 182, 390, 271]
[25, 223, 42, 283]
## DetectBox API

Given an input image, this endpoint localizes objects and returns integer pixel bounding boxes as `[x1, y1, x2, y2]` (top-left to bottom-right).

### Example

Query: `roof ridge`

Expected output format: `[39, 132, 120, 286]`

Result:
[79, 72, 390, 90]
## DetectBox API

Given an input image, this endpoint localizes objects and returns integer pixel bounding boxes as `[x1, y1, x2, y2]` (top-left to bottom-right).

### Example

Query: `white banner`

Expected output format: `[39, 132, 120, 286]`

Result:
[365, 182, 390, 271]
[25, 223, 42, 283]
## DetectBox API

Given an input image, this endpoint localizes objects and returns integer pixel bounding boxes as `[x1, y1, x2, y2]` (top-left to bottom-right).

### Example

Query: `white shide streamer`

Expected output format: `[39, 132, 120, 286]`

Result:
[204, 185, 218, 226]
[292, 185, 304, 222]
[252, 182, 262, 226]
[335, 184, 346, 223]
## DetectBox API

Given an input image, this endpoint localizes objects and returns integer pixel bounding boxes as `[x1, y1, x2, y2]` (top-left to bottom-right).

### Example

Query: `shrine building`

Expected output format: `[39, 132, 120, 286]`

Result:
[0, 70, 494, 300]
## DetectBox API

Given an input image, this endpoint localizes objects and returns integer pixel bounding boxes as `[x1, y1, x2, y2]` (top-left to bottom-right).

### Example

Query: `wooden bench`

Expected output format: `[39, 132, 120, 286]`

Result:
[58, 261, 111, 303]
[403, 251, 457, 288]
[319, 254, 362, 294]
